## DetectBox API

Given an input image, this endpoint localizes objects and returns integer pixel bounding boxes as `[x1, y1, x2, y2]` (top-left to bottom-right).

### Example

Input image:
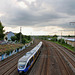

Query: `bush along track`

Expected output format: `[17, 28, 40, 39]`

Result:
[50, 39, 75, 52]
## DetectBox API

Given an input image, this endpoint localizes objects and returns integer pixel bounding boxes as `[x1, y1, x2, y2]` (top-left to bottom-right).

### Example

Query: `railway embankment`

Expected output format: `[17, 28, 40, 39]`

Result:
[0, 41, 33, 61]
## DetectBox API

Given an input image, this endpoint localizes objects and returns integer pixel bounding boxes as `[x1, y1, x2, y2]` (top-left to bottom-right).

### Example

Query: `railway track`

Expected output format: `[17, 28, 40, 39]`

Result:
[0, 44, 37, 68]
[0, 40, 39, 75]
[39, 41, 48, 75]
[46, 41, 74, 75]
[0, 51, 26, 68]
[53, 42, 75, 61]
[51, 46, 71, 75]
[55, 43, 75, 55]
[0, 40, 74, 75]
[46, 41, 73, 75]
[2, 62, 17, 75]
[28, 40, 74, 75]
[49, 42, 75, 73]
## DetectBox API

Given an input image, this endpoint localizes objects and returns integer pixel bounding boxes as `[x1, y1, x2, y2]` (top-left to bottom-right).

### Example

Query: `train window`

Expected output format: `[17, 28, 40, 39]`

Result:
[35, 53, 37, 57]
[18, 61, 26, 66]
[26, 63, 28, 67]
[32, 57, 33, 61]
[30, 59, 31, 63]
[30, 57, 33, 63]
[34, 53, 36, 58]
[18, 61, 26, 69]
[26, 61, 30, 68]
[34, 52, 37, 59]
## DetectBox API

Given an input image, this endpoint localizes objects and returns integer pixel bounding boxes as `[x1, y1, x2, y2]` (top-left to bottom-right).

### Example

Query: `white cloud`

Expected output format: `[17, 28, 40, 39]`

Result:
[0, 0, 75, 35]
[17, 1, 28, 8]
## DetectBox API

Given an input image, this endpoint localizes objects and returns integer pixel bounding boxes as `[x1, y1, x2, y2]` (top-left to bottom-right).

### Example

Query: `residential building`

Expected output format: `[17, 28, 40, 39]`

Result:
[57, 36, 75, 47]
[65, 39, 75, 47]
[4, 31, 15, 41]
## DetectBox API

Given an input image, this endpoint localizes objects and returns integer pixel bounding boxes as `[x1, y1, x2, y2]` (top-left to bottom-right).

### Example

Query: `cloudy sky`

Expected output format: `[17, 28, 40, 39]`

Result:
[0, 0, 75, 35]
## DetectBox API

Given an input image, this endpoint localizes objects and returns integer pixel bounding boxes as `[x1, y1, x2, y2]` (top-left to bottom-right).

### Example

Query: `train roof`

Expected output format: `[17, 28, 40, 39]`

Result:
[26, 51, 34, 55]
[18, 54, 31, 62]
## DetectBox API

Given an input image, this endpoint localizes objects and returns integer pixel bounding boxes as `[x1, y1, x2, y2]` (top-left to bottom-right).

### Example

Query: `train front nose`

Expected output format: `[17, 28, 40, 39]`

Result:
[18, 65, 26, 74]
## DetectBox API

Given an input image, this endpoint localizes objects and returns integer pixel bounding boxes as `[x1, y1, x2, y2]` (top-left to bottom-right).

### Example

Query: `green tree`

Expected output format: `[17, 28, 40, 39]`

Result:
[0, 21, 5, 40]
[53, 34, 58, 38]
[58, 39, 65, 44]
[15, 32, 22, 41]
[22, 35, 31, 44]
[68, 35, 71, 37]
[11, 36, 17, 41]
[22, 38, 26, 44]
[15, 32, 32, 44]
[51, 35, 58, 41]
[23, 35, 31, 41]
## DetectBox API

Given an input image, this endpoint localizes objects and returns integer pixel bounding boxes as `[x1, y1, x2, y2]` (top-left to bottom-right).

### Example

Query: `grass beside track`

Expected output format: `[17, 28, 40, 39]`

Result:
[0, 44, 24, 54]
[50, 41, 75, 52]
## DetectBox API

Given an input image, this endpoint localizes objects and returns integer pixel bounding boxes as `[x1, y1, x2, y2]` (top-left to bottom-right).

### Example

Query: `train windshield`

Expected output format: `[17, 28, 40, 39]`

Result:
[18, 61, 26, 69]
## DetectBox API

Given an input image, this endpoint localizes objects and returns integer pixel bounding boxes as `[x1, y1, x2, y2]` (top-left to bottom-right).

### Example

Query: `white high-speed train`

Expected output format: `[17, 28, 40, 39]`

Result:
[18, 42, 42, 74]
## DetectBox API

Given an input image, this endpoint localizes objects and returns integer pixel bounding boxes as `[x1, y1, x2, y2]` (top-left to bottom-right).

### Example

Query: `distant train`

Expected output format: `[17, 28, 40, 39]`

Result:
[18, 42, 42, 74]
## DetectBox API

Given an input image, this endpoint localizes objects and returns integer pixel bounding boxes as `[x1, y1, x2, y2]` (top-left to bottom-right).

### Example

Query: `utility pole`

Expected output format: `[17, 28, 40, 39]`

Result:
[61, 31, 62, 43]
[70, 22, 75, 51]
[59, 30, 63, 43]
[20, 27, 22, 43]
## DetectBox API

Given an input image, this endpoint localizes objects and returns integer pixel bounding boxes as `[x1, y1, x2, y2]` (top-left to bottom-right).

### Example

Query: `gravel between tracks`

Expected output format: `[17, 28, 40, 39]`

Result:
[28, 40, 74, 75]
